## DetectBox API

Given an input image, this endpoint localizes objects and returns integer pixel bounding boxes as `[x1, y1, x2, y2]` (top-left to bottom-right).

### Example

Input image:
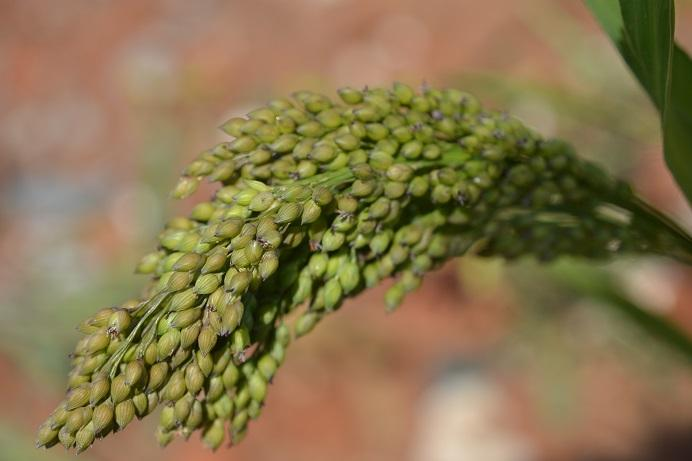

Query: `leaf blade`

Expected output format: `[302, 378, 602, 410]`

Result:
[585, 0, 692, 204]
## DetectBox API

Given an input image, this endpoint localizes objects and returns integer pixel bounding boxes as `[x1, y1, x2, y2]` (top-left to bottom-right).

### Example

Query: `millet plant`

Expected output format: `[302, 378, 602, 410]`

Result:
[36, 1, 692, 454]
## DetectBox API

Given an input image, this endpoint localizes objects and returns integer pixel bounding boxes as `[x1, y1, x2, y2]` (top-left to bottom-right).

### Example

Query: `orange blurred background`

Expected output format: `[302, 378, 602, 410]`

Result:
[2, 1, 692, 460]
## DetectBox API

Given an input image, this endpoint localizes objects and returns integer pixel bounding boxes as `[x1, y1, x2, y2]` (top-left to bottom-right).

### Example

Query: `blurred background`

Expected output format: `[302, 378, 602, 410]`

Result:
[2, 1, 692, 460]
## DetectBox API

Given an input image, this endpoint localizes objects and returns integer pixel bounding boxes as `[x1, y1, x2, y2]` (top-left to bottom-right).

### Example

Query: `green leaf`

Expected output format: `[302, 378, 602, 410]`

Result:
[585, 0, 692, 205]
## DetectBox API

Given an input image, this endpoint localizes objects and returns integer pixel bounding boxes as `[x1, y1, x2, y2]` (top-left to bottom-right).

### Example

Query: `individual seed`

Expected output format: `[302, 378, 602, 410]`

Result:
[231, 327, 251, 354]
[316, 108, 343, 128]
[185, 363, 205, 395]
[89, 378, 110, 405]
[115, 400, 135, 429]
[92, 402, 114, 434]
[270, 134, 300, 153]
[336, 195, 358, 214]
[244, 240, 264, 264]
[157, 329, 181, 360]
[132, 392, 149, 417]
[337, 262, 360, 294]
[386, 163, 414, 182]
[164, 371, 187, 402]
[324, 278, 343, 310]
[229, 136, 256, 153]
[248, 373, 268, 402]
[335, 133, 359, 151]
[337, 87, 364, 104]
[171, 308, 203, 330]
[86, 332, 110, 355]
[135, 251, 162, 274]
[384, 181, 407, 199]
[301, 200, 321, 224]
[198, 326, 218, 356]
[75, 422, 95, 453]
[167, 271, 193, 292]
[110, 375, 131, 403]
[248, 191, 275, 212]
[124, 360, 145, 386]
[312, 186, 333, 206]
[170, 288, 198, 311]
[219, 117, 246, 137]
[393, 82, 415, 104]
[215, 218, 244, 239]
[171, 176, 200, 199]
[226, 270, 252, 294]
[310, 144, 337, 163]
[222, 362, 240, 389]
[194, 273, 221, 295]
[351, 179, 375, 197]
[295, 312, 318, 337]
[321, 230, 345, 252]
[259, 251, 279, 280]
[66, 385, 90, 410]
[203, 419, 225, 450]
[275, 202, 303, 224]
[209, 160, 236, 181]
[58, 425, 75, 449]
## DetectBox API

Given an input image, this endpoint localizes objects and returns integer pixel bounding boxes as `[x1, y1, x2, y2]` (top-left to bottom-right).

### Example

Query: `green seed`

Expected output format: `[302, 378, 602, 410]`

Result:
[185, 363, 205, 395]
[244, 240, 264, 264]
[324, 278, 343, 310]
[393, 82, 415, 104]
[124, 360, 145, 386]
[58, 425, 75, 448]
[231, 327, 251, 354]
[301, 200, 322, 224]
[219, 117, 245, 136]
[174, 395, 193, 423]
[275, 202, 303, 224]
[86, 332, 110, 355]
[89, 378, 110, 405]
[221, 300, 245, 335]
[66, 385, 90, 411]
[170, 307, 202, 329]
[203, 419, 226, 450]
[259, 251, 279, 280]
[135, 251, 161, 274]
[248, 373, 268, 402]
[337, 262, 360, 294]
[295, 312, 318, 337]
[215, 218, 244, 240]
[167, 271, 193, 292]
[257, 355, 278, 380]
[170, 288, 198, 311]
[115, 400, 136, 429]
[386, 163, 414, 182]
[198, 326, 218, 356]
[206, 376, 225, 401]
[312, 186, 333, 206]
[132, 392, 149, 417]
[172, 176, 200, 199]
[195, 273, 221, 294]
[337, 87, 364, 104]
[157, 329, 181, 360]
[164, 371, 187, 402]
[308, 253, 328, 278]
[222, 363, 240, 389]
[146, 363, 169, 392]
[226, 270, 252, 294]
[75, 422, 95, 453]
[321, 229, 345, 252]
[270, 134, 300, 153]
[229, 136, 257, 153]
